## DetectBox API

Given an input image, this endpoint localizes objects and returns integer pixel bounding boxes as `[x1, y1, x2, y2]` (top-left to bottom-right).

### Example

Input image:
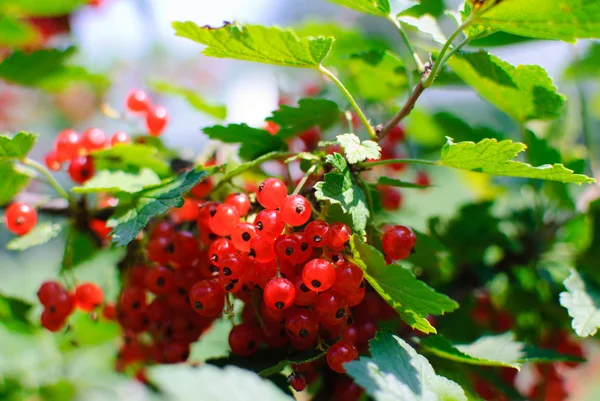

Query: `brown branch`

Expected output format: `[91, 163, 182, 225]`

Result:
[376, 80, 425, 142]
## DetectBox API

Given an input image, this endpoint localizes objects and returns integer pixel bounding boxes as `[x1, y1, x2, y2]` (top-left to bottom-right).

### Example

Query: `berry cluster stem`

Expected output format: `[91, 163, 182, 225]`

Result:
[22, 157, 70, 200]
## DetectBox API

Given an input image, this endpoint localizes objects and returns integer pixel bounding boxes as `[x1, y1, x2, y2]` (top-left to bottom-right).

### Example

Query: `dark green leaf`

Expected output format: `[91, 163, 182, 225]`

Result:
[149, 80, 227, 120]
[560, 269, 600, 337]
[351, 236, 459, 333]
[72, 168, 162, 194]
[110, 169, 209, 246]
[0, 132, 37, 160]
[6, 222, 62, 250]
[0, 294, 34, 333]
[346, 331, 467, 401]
[469, 32, 533, 47]
[39, 381, 76, 401]
[401, 0, 445, 17]
[266, 98, 341, 139]
[92, 143, 171, 178]
[204, 124, 287, 162]
[173, 21, 334, 69]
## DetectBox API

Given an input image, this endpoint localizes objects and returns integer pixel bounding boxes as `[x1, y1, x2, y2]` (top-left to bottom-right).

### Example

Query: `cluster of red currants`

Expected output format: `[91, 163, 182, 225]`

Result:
[125, 89, 169, 137]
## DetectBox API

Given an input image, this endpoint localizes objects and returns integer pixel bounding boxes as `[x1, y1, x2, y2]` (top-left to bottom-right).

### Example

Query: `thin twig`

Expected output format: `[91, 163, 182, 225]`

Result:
[377, 81, 425, 141]
[293, 164, 319, 195]
[388, 16, 425, 74]
[359, 157, 437, 169]
[21, 158, 70, 200]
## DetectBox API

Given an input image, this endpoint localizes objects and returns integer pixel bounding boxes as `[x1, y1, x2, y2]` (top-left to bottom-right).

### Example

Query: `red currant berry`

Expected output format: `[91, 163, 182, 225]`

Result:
[102, 303, 117, 320]
[288, 373, 307, 392]
[261, 300, 285, 323]
[171, 198, 200, 223]
[281, 195, 312, 226]
[290, 332, 317, 351]
[189, 279, 224, 317]
[197, 201, 219, 228]
[333, 262, 364, 295]
[120, 287, 147, 312]
[144, 265, 175, 295]
[265, 121, 279, 135]
[150, 220, 174, 240]
[45, 150, 62, 171]
[41, 309, 65, 332]
[37, 281, 63, 306]
[314, 290, 348, 326]
[75, 282, 104, 312]
[46, 290, 75, 320]
[342, 323, 359, 344]
[379, 186, 403, 210]
[219, 253, 247, 279]
[388, 124, 405, 142]
[89, 218, 111, 239]
[324, 248, 346, 266]
[68, 155, 95, 183]
[302, 258, 335, 292]
[328, 223, 352, 251]
[126, 89, 150, 113]
[261, 322, 289, 348]
[274, 234, 301, 262]
[304, 220, 330, 247]
[299, 127, 320, 149]
[292, 233, 313, 264]
[264, 277, 296, 311]
[190, 177, 214, 199]
[80, 128, 107, 153]
[146, 105, 168, 136]
[209, 238, 235, 267]
[293, 276, 317, 306]
[4, 202, 37, 235]
[147, 237, 172, 265]
[228, 323, 261, 356]
[257, 178, 287, 209]
[416, 171, 431, 187]
[248, 235, 276, 263]
[334, 376, 364, 401]
[345, 282, 366, 307]
[285, 308, 318, 340]
[225, 192, 251, 216]
[231, 222, 257, 252]
[110, 131, 131, 146]
[254, 209, 285, 239]
[357, 321, 377, 347]
[167, 230, 201, 269]
[382, 225, 416, 261]
[253, 259, 278, 288]
[327, 340, 359, 373]
[208, 204, 240, 237]
[54, 129, 81, 161]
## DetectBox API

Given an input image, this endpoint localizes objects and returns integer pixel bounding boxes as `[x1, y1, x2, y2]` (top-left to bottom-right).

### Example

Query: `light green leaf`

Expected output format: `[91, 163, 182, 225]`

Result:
[0, 47, 108, 91]
[149, 364, 294, 401]
[346, 331, 467, 401]
[110, 169, 208, 246]
[377, 176, 428, 189]
[0, 132, 37, 160]
[439, 138, 595, 184]
[446, 51, 564, 122]
[173, 21, 334, 69]
[337, 133, 381, 164]
[6, 222, 63, 251]
[314, 153, 369, 234]
[565, 43, 600, 79]
[421, 333, 584, 370]
[0, 0, 86, 17]
[397, 14, 446, 45]
[0, 16, 40, 47]
[347, 50, 408, 101]
[72, 168, 161, 194]
[92, 143, 171, 178]
[560, 269, 600, 337]
[203, 124, 287, 161]
[149, 80, 227, 120]
[0, 162, 32, 204]
[474, 0, 600, 42]
[351, 236, 459, 334]
[324, 0, 391, 17]
[266, 98, 341, 139]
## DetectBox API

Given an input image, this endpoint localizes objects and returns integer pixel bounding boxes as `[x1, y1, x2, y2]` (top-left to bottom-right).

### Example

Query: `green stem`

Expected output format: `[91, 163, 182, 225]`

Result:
[22, 157, 70, 200]
[318, 65, 376, 140]
[357, 174, 374, 217]
[440, 36, 471, 66]
[359, 158, 438, 168]
[577, 82, 597, 174]
[293, 164, 319, 195]
[388, 16, 425, 75]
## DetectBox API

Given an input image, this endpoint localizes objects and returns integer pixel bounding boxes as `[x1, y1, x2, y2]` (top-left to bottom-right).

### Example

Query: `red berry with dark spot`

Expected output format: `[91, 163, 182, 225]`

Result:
[314, 290, 348, 326]
[333, 262, 364, 295]
[302, 258, 335, 292]
[248, 235, 276, 263]
[264, 277, 296, 311]
[144, 265, 175, 295]
[189, 279, 224, 317]
[288, 373, 307, 392]
[281, 195, 312, 226]
[304, 220, 330, 247]
[209, 238, 235, 267]
[120, 287, 147, 313]
[229, 323, 261, 356]
[254, 209, 285, 239]
[75, 282, 104, 312]
[382, 225, 416, 261]
[274, 234, 301, 262]
[68, 155, 95, 183]
[5, 202, 37, 235]
[293, 276, 317, 306]
[208, 204, 240, 237]
[327, 339, 359, 373]
[257, 178, 287, 209]
[190, 177, 214, 199]
[328, 222, 352, 251]
[285, 308, 318, 340]
[231, 222, 257, 252]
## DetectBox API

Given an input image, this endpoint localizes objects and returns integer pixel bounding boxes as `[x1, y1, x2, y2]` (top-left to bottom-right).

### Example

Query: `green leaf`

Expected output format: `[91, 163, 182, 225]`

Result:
[6, 222, 62, 251]
[439, 138, 595, 184]
[0, 16, 39, 47]
[377, 176, 428, 189]
[0, 47, 108, 91]
[324, 0, 392, 17]
[149, 80, 226, 120]
[266, 98, 341, 139]
[110, 168, 208, 246]
[0, 132, 37, 160]
[72, 168, 161, 194]
[446, 51, 564, 122]
[92, 143, 171, 178]
[204, 124, 287, 162]
[346, 331, 467, 401]
[565, 43, 600, 79]
[351, 236, 459, 333]
[347, 50, 408, 101]
[421, 333, 584, 370]
[474, 0, 600, 42]
[560, 269, 600, 337]
[314, 153, 369, 234]
[0, 162, 32, 204]
[337, 133, 381, 164]
[402, 0, 445, 17]
[0, 294, 34, 333]
[0, 0, 86, 17]
[149, 364, 294, 401]
[397, 15, 446, 45]
[173, 21, 334, 69]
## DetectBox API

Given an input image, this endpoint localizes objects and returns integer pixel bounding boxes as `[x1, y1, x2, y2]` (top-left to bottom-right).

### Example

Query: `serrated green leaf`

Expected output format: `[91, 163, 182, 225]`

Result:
[149, 80, 226, 120]
[0, 0, 86, 17]
[6, 222, 62, 251]
[377, 176, 428, 189]
[474, 0, 600, 42]
[0, 132, 37, 160]
[92, 143, 171, 178]
[110, 169, 208, 246]
[0, 47, 108, 91]
[565, 43, 600, 79]
[173, 21, 334, 69]
[325, 0, 392, 17]
[560, 269, 600, 337]
[351, 236, 459, 333]
[346, 331, 467, 401]
[337, 133, 381, 164]
[439, 138, 595, 184]
[0, 16, 39, 47]
[421, 333, 584, 370]
[149, 364, 294, 401]
[447, 51, 564, 122]
[0, 162, 31, 204]
[314, 153, 369, 233]
[72, 168, 161, 194]
[266, 98, 341, 139]
[204, 124, 287, 162]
